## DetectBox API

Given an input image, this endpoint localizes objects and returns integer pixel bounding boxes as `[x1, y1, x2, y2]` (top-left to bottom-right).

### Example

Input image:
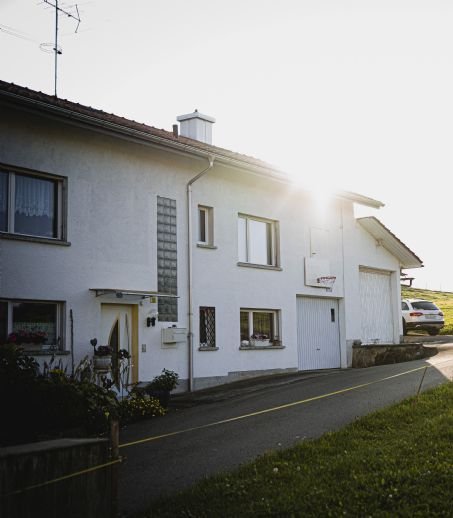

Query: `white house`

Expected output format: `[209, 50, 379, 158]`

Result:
[0, 80, 423, 391]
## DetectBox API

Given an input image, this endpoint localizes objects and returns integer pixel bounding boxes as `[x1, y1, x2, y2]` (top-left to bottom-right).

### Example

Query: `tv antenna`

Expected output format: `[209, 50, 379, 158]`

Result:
[41, 0, 81, 97]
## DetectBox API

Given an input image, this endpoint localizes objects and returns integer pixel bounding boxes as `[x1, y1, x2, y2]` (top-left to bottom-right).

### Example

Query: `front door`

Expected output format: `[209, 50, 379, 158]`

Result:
[100, 304, 135, 389]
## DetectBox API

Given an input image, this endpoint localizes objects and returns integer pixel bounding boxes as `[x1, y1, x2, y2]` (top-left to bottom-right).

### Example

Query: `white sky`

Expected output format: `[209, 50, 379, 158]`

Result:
[1, 0, 452, 291]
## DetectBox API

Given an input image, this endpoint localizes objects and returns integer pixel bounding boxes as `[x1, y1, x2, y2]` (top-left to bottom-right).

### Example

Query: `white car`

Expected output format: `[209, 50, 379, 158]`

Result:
[401, 299, 444, 336]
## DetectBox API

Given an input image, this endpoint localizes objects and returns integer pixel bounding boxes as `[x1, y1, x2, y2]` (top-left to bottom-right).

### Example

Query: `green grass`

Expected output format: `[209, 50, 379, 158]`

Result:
[401, 286, 453, 335]
[140, 383, 453, 517]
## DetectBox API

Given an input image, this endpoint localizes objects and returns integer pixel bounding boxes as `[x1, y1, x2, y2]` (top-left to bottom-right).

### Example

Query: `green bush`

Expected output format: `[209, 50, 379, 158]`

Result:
[0, 344, 168, 445]
[118, 394, 166, 424]
[145, 369, 179, 392]
[0, 344, 118, 445]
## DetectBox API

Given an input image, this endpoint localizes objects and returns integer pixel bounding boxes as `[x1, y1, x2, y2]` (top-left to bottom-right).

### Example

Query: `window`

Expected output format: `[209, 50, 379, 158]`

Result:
[240, 309, 280, 346]
[199, 306, 216, 348]
[1, 300, 64, 351]
[411, 301, 439, 311]
[238, 214, 278, 266]
[198, 205, 214, 246]
[157, 196, 178, 322]
[401, 302, 409, 311]
[0, 166, 66, 240]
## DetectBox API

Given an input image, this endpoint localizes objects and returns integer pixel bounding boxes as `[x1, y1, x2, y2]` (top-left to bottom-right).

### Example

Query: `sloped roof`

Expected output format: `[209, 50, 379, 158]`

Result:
[357, 216, 423, 269]
[0, 79, 384, 208]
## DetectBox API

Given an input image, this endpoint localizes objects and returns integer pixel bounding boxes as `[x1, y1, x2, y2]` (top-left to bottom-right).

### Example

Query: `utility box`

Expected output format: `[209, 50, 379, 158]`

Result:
[161, 327, 187, 346]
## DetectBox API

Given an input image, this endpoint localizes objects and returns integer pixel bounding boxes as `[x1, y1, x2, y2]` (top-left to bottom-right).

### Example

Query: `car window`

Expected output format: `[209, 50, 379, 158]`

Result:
[401, 302, 409, 310]
[411, 301, 438, 310]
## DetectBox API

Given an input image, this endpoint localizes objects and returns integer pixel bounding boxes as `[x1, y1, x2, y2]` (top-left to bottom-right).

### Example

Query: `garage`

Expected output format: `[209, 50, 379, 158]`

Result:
[297, 296, 341, 370]
[359, 268, 394, 344]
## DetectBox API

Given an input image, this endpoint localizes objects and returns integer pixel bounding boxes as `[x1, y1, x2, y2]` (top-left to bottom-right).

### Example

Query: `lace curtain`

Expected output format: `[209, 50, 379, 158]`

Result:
[15, 174, 54, 217]
[0, 171, 7, 212]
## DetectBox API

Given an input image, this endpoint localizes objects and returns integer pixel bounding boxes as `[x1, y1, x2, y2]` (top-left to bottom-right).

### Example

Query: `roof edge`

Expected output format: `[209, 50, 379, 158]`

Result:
[0, 80, 384, 208]
[357, 216, 423, 269]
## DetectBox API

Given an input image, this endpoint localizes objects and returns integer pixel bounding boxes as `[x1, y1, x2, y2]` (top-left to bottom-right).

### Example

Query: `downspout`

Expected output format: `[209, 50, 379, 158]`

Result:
[187, 156, 215, 392]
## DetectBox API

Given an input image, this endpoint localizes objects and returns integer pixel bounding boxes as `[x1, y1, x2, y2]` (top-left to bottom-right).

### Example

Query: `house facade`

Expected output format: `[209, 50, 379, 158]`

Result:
[0, 80, 422, 391]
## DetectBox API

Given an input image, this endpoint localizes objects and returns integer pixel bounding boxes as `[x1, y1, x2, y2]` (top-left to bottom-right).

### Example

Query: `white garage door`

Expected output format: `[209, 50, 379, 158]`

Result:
[359, 269, 394, 344]
[297, 297, 341, 371]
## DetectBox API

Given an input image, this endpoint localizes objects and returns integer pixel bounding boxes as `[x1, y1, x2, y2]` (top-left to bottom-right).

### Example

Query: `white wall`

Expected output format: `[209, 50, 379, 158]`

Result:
[342, 208, 402, 349]
[0, 102, 403, 387]
[0, 105, 197, 381]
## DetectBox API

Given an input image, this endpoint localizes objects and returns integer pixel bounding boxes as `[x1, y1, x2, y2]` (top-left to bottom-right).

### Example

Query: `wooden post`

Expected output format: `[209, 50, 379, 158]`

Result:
[110, 418, 120, 518]
[416, 366, 429, 397]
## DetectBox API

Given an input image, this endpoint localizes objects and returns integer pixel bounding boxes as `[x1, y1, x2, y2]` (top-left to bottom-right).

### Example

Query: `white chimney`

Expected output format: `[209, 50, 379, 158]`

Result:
[176, 109, 216, 144]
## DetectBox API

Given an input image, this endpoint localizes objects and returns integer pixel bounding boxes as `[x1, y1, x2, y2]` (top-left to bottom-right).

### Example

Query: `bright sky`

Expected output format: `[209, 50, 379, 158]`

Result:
[1, 0, 452, 291]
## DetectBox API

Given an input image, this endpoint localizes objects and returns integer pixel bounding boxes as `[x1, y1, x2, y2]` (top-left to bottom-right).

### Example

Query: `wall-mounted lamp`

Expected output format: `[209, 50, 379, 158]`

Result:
[146, 316, 156, 327]
[146, 311, 158, 327]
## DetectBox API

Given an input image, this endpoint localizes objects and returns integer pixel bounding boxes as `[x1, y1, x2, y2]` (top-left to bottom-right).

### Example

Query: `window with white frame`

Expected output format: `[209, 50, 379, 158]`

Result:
[198, 205, 214, 246]
[238, 214, 278, 266]
[0, 166, 66, 240]
[0, 300, 64, 351]
[240, 309, 280, 346]
[199, 306, 216, 348]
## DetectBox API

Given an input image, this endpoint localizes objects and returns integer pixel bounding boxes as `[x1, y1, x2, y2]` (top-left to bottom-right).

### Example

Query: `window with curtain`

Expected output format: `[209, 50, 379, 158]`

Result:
[15, 174, 57, 237]
[1, 300, 63, 351]
[0, 171, 7, 232]
[240, 309, 280, 346]
[0, 166, 65, 240]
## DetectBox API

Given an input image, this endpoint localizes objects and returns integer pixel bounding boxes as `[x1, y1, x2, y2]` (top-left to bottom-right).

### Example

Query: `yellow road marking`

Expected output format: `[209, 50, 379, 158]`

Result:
[5, 358, 451, 497]
[2, 458, 122, 497]
[119, 365, 429, 449]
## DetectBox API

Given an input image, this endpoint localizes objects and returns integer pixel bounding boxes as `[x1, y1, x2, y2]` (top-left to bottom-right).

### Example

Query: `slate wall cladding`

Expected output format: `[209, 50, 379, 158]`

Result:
[157, 196, 178, 321]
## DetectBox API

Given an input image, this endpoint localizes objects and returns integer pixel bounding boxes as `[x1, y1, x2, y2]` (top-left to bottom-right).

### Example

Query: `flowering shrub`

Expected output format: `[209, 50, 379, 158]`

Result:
[7, 330, 47, 345]
[118, 394, 165, 424]
[0, 344, 117, 445]
[0, 345, 166, 446]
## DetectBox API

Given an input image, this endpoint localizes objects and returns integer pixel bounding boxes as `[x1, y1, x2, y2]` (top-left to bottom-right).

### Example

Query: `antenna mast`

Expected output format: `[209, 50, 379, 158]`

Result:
[43, 0, 81, 97]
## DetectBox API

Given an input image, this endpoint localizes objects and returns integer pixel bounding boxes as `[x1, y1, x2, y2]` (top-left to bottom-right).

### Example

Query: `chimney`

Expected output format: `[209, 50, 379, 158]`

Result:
[176, 109, 216, 144]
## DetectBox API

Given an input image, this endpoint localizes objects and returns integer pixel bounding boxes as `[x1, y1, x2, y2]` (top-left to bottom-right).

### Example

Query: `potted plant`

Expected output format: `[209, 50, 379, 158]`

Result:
[250, 333, 269, 346]
[91, 339, 112, 370]
[145, 369, 179, 407]
[7, 330, 48, 347]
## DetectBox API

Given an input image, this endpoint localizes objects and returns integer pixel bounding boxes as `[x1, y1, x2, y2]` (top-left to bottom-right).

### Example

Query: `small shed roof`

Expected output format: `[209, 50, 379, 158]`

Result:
[357, 216, 423, 269]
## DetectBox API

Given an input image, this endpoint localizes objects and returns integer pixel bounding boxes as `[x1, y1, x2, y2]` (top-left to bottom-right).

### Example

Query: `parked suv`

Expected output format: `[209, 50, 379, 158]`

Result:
[401, 299, 444, 336]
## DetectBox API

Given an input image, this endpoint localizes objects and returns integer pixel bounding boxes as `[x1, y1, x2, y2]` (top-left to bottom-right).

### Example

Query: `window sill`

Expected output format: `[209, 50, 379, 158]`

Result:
[239, 345, 285, 350]
[198, 346, 219, 351]
[0, 232, 71, 246]
[197, 243, 217, 250]
[237, 262, 282, 271]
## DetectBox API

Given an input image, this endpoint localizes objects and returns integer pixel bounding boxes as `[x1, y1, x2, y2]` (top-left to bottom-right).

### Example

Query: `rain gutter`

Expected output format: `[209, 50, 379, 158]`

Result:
[187, 156, 215, 392]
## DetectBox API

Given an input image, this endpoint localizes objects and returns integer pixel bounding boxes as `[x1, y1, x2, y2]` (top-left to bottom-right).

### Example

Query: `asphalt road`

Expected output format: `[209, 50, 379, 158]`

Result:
[118, 345, 453, 517]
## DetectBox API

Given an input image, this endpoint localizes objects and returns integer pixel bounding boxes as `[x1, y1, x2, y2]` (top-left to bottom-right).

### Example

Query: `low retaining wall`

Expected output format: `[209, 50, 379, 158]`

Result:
[352, 343, 437, 368]
[0, 438, 116, 518]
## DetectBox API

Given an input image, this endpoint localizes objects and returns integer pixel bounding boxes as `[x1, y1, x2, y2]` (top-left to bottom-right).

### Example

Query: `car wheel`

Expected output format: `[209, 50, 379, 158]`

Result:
[427, 329, 439, 336]
[402, 318, 407, 336]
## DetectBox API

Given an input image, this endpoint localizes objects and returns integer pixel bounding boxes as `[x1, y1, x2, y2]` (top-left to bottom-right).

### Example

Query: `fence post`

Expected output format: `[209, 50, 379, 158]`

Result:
[110, 418, 120, 518]
[416, 366, 429, 397]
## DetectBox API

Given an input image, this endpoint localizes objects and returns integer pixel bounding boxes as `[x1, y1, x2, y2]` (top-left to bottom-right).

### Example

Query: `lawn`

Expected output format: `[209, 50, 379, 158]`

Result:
[140, 382, 453, 517]
[401, 286, 453, 335]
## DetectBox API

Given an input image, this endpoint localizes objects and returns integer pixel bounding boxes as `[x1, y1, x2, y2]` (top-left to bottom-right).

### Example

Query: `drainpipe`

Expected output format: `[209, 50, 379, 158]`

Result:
[187, 156, 215, 392]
